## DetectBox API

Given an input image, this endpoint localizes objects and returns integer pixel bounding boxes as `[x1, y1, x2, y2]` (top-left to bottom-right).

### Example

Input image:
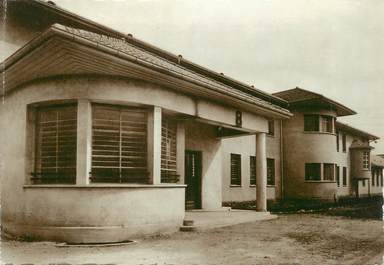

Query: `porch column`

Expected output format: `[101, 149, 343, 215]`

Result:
[256, 132, 267, 211]
[176, 122, 185, 184]
[148, 106, 162, 184]
[76, 99, 92, 185]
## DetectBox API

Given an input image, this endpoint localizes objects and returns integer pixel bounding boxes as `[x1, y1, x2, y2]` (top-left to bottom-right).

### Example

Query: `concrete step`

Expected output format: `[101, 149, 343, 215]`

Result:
[180, 225, 197, 232]
[183, 219, 194, 226]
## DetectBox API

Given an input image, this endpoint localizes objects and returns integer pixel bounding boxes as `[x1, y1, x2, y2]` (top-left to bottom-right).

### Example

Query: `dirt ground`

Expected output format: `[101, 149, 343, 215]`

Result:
[2, 214, 383, 265]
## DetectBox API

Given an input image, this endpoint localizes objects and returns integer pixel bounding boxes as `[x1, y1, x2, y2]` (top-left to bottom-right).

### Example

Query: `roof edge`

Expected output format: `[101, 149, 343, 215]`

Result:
[336, 121, 379, 141]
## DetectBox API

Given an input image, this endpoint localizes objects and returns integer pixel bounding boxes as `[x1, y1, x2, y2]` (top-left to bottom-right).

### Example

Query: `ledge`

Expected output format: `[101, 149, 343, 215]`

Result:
[304, 181, 336, 183]
[303, 131, 336, 136]
[230, 185, 242, 188]
[23, 184, 187, 189]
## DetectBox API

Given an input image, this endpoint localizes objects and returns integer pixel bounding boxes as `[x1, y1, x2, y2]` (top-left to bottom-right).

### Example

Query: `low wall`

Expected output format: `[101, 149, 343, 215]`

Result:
[3, 185, 185, 243]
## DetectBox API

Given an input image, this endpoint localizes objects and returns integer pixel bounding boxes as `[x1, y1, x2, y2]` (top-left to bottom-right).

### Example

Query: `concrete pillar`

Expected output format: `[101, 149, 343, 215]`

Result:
[147, 106, 162, 184]
[256, 132, 267, 211]
[176, 122, 185, 184]
[76, 99, 92, 185]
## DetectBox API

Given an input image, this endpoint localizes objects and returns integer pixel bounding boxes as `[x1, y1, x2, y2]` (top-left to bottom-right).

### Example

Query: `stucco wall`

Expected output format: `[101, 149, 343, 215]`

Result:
[221, 120, 282, 203]
[185, 121, 223, 210]
[282, 111, 339, 200]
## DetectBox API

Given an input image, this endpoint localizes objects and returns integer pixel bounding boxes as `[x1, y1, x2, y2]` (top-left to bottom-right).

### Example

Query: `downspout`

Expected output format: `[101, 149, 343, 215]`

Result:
[280, 120, 284, 201]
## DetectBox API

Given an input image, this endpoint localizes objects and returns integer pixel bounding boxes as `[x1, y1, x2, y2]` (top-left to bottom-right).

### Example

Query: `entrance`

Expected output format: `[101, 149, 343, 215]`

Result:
[185, 150, 202, 210]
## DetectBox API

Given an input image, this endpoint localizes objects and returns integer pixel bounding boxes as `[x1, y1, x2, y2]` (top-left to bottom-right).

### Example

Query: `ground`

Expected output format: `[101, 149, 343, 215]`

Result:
[2, 213, 383, 265]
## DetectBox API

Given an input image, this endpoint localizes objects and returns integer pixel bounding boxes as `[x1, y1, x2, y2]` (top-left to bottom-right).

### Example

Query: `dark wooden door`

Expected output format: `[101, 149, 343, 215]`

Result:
[185, 150, 202, 210]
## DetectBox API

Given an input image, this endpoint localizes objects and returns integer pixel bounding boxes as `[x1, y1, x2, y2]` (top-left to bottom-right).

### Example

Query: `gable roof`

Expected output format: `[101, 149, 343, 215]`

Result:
[336, 121, 379, 141]
[2, 24, 291, 119]
[273, 87, 356, 116]
[5, 0, 288, 109]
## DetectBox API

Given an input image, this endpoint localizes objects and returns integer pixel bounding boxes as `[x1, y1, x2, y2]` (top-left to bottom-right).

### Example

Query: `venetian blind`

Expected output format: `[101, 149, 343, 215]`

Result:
[91, 104, 148, 183]
[161, 116, 178, 183]
[34, 105, 77, 184]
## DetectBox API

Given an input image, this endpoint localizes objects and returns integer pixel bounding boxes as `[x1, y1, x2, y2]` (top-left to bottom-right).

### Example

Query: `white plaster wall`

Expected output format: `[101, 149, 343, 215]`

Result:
[185, 121, 223, 210]
[221, 120, 282, 203]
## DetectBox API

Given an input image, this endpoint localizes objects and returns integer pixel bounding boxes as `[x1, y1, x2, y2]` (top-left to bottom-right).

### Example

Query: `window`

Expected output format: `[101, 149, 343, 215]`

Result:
[342, 134, 347, 152]
[91, 104, 148, 183]
[268, 120, 275, 136]
[378, 169, 382, 187]
[161, 116, 178, 183]
[33, 105, 77, 184]
[250, 156, 256, 186]
[362, 180, 366, 187]
[342, 167, 347, 186]
[320, 116, 333, 133]
[267, 158, 275, 185]
[336, 131, 340, 152]
[371, 169, 375, 186]
[363, 151, 370, 170]
[230, 154, 241, 186]
[304, 115, 319, 132]
[305, 163, 321, 181]
[323, 163, 335, 181]
[381, 170, 383, 187]
[336, 165, 340, 186]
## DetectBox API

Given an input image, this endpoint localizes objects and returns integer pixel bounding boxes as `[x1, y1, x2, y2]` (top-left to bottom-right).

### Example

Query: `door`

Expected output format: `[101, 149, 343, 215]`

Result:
[185, 150, 202, 210]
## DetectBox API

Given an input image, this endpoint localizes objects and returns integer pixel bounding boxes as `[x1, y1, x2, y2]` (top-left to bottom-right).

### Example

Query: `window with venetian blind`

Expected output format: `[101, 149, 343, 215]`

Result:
[33, 105, 77, 184]
[161, 116, 179, 183]
[230, 153, 241, 186]
[91, 104, 148, 183]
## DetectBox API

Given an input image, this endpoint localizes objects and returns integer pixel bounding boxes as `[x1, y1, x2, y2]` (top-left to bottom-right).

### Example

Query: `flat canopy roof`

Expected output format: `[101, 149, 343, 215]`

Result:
[2, 24, 292, 119]
[273, 87, 356, 117]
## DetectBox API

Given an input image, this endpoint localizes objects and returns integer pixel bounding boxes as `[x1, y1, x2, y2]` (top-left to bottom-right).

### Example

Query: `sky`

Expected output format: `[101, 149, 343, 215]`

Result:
[54, 0, 384, 153]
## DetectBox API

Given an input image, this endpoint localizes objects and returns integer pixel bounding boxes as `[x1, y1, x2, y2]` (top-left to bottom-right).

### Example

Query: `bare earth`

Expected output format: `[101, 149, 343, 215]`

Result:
[2, 214, 383, 265]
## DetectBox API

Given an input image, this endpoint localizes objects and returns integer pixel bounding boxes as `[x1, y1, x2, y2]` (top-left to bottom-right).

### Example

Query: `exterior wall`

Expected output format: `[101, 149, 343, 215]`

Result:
[334, 133, 353, 197]
[282, 110, 339, 200]
[370, 166, 384, 195]
[221, 120, 282, 203]
[185, 121, 223, 210]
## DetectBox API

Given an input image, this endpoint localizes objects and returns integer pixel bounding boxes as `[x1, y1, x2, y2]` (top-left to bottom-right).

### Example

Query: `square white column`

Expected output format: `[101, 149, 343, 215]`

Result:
[147, 106, 162, 184]
[76, 99, 92, 185]
[176, 122, 185, 184]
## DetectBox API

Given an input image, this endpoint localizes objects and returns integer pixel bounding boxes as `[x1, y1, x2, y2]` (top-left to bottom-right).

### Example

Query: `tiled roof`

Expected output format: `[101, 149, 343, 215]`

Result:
[273, 87, 320, 102]
[55, 25, 290, 114]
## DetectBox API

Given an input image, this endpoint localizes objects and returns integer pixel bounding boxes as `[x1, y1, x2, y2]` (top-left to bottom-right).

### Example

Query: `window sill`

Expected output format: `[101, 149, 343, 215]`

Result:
[230, 185, 242, 188]
[303, 131, 336, 136]
[23, 184, 187, 188]
[249, 185, 256, 187]
[267, 185, 276, 187]
[267, 134, 275, 138]
[304, 181, 336, 183]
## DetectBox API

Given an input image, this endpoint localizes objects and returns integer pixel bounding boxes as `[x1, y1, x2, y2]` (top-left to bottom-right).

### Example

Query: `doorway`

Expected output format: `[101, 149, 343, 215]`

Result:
[185, 150, 202, 210]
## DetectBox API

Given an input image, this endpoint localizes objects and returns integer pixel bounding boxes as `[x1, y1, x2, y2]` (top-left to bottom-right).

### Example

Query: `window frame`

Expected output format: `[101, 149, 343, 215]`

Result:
[336, 165, 340, 187]
[320, 115, 334, 133]
[342, 133, 347, 152]
[362, 151, 370, 170]
[230, 153, 242, 186]
[267, 120, 275, 136]
[267, 158, 275, 186]
[32, 104, 78, 185]
[304, 115, 320, 132]
[342, 167, 347, 186]
[323, 163, 335, 181]
[305, 163, 321, 181]
[250, 156, 256, 186]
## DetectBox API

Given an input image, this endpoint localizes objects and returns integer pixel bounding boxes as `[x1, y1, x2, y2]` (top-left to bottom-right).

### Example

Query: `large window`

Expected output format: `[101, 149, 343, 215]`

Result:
[33, 105, 77, 184]
[342, 167, 347, 186]
[161, 116, 178, 183]
[323, 163, 335, 181]
[305, 163, 321, 181]
[267, 158, 275, 185]
[320, 116, 334, 133]
[230, 154, 241, 186]
[363, 151, 370, 170]
[91, 104, 148, 183]
[250, 156, 256, 186]
[304, 115, 319, 132]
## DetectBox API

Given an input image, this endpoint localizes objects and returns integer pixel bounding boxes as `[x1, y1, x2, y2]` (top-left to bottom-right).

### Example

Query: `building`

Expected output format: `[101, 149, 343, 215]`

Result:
[1, 1, 381, 243]
[222, 88, 381, 203]
[1, 0, 291, 243]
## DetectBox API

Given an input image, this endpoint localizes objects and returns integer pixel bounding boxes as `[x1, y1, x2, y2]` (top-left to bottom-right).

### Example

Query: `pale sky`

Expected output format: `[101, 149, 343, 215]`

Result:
[54, 0, 384, 153]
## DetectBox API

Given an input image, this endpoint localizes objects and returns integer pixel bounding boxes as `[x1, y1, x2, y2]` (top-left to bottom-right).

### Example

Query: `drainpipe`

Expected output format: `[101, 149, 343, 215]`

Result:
[280, 120, 284, 201]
